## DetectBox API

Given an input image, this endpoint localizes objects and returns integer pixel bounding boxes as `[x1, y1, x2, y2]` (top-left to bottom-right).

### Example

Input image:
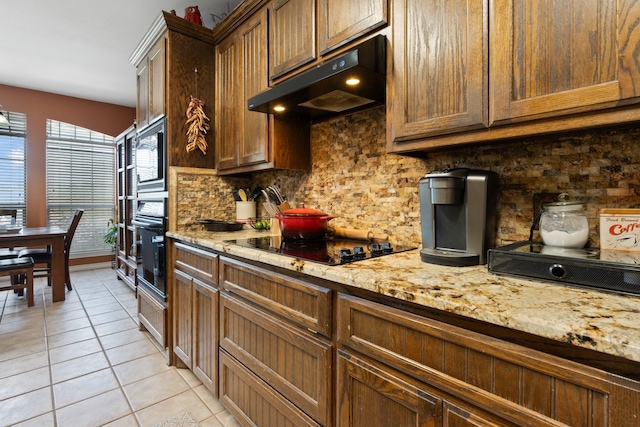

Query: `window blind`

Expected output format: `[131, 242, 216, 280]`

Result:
[46, 120, 115, 258]
[0, 110, 26, 226]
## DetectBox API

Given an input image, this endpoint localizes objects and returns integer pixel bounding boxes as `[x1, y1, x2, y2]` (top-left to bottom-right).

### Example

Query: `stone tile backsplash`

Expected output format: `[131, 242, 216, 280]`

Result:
[176, 105, 640, 248]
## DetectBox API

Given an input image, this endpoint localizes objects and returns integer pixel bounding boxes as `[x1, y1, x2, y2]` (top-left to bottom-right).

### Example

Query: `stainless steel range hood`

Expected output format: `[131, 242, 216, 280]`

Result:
[248, 35, 386, 120]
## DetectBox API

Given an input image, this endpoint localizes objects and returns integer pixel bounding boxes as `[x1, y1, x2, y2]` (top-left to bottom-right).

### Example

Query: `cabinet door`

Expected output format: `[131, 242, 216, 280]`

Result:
[269, 0, 317, 80]
[337, 349, 442, 427]
[220, 293, 332, 425]
[148, 37, 166, 124]
[490, 0, 640, 124]
[136, 62, 149, 127]
[214, 35, 240, 170]
[239, 10, 270, 167]
[317, 0, 388, 55]
[388, 0, 488, 149]
[220, 351, 321, 427]
[172, 269, 193, 368]
[192, 277, 218, 396]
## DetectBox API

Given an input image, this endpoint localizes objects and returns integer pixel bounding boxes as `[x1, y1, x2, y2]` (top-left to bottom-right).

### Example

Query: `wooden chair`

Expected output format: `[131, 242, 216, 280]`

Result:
[0, 257, 35, 306]
[0, 209, 20, 260]
[18, 209, 84, 291]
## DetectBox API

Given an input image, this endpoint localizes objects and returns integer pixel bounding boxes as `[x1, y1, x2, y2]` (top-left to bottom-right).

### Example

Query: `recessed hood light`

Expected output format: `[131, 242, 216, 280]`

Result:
[247, 35, 386, 120]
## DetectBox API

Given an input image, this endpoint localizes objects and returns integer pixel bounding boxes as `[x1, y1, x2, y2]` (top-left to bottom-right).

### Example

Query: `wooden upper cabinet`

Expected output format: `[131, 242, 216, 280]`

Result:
[215, 9, 272, 172]
[215, 7, 311, 175]
[317, 0, 388, 55]
[135, 62, 149, 128]
[214, 34, 240, 171]
[269, 0, 317, 80]
[389, 0, 640, 153]
[148, 37, 166, 124]
[135, 36, 165, 129]
[388, 0, 488, 148]
[239, 10, 270, 167]
[490, 0, 640, 124]
[131, 12, 215, 169]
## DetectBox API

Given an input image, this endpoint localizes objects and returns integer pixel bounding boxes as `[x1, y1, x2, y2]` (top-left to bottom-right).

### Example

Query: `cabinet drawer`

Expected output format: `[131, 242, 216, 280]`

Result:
[337, 294, 614, 427]
[219, 257, 331, 337]
[174, 242, 218, 285]
[337, 349, 511, 427]
[220, 293, 332, 426]
[220, 350, 321, 427]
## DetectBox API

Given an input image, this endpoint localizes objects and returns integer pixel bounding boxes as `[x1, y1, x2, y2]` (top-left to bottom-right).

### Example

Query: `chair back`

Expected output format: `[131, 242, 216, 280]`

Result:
[0, 209, 17, 226]
[65, 209, 84, 254]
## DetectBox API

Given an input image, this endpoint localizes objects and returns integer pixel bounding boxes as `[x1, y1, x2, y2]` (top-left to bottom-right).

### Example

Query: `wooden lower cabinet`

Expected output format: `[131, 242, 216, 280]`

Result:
[138, 285, 166, 348]
[170, 241, 640, 427]
[336, 294, 640, 427]
[218, 256, 333, 426]
[337, 349, 508, 427]
[172, 269, 193, 367]
[220, 350, 321, 427]
[172, 242, 219, 396]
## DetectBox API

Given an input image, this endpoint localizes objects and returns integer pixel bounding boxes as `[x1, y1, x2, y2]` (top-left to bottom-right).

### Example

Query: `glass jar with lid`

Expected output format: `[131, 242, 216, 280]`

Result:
[539, 194, 589, 248]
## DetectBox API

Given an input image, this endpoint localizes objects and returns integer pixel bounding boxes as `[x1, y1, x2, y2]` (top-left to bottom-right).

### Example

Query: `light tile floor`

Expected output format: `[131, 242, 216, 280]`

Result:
[0, 267, 241, 427]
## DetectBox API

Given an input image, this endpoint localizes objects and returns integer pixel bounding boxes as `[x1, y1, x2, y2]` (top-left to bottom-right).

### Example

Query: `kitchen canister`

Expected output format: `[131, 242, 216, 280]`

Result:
[539, 194, 589, 248]
[599, 208, 640, 252]
[235, 201, 256, 222]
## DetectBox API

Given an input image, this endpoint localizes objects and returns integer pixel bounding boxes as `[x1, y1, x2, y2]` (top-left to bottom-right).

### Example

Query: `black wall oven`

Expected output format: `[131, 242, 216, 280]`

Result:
[136, 117, 166, 193]
[132, 193, 167, 301]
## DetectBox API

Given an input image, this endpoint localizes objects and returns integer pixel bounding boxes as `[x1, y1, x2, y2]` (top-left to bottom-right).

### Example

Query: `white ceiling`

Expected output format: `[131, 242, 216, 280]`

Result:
[0, 0, 242, 107]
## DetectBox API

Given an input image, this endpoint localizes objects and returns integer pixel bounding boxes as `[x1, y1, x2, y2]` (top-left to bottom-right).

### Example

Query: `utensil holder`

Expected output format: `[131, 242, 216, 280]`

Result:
[236, 201, 256, 221]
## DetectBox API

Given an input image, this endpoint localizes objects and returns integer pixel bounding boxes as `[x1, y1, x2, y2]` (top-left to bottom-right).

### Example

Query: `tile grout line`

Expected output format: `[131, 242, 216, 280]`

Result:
[42, 279, 61, 427]
[69, 272, 143, 427]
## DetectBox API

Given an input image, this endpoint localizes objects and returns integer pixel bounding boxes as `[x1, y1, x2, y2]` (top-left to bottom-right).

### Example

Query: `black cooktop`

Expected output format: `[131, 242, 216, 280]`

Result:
[225, 236, 417, 266]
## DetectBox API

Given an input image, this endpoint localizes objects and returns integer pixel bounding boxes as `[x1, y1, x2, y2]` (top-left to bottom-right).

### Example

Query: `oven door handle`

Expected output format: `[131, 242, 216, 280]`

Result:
[132, 218, 164, 229]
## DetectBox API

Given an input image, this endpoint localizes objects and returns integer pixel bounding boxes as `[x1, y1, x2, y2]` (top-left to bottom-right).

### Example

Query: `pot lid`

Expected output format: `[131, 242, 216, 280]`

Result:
[278, 206, 328, 216]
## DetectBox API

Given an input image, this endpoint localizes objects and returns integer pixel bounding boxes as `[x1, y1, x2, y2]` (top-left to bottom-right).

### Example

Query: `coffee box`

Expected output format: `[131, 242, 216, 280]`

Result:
[599, 209, 640, 252]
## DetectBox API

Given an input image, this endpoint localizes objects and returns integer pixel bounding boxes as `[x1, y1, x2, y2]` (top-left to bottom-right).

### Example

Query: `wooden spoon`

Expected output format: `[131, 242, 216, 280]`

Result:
[238, 189, 248, 201]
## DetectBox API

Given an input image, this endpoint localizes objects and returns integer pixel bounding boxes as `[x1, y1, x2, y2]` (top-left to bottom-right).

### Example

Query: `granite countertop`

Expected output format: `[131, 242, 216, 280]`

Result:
[168, 228, 640, 363]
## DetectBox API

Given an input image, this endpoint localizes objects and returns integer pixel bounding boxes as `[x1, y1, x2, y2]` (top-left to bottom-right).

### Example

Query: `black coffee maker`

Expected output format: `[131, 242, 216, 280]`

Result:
[419, 168, 498, 266]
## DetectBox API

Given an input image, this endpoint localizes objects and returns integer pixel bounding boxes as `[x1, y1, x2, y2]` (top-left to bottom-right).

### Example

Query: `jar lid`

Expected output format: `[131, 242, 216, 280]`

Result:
[543, 193, 585, 212]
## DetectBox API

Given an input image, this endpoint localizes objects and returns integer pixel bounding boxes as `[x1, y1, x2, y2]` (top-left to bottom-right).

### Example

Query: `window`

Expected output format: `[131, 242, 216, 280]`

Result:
[0, 110, 26, 226]
[46, 120, 115, 258]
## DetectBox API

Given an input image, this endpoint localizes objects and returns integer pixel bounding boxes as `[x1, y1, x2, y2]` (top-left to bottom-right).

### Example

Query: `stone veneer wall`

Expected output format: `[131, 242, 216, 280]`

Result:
[176, 105, 640, 248]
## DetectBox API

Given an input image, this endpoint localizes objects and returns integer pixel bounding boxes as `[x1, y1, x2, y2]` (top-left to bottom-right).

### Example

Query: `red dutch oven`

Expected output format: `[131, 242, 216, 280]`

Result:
[275, 206, 334, 240]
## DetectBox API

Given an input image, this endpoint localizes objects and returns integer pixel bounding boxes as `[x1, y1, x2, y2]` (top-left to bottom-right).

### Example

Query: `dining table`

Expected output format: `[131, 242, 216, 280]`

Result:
[0, 226, 67, 302]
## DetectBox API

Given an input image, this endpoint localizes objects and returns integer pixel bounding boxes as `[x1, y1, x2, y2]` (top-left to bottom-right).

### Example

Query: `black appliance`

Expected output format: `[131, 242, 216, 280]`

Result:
[135, 118, 166, 192]
[247, 35, 386, 120]
[488, 241, 640, 296]
[132, 193, 167, 301]
[419, 168, 498, 266]
[225, 236, 416, 266]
